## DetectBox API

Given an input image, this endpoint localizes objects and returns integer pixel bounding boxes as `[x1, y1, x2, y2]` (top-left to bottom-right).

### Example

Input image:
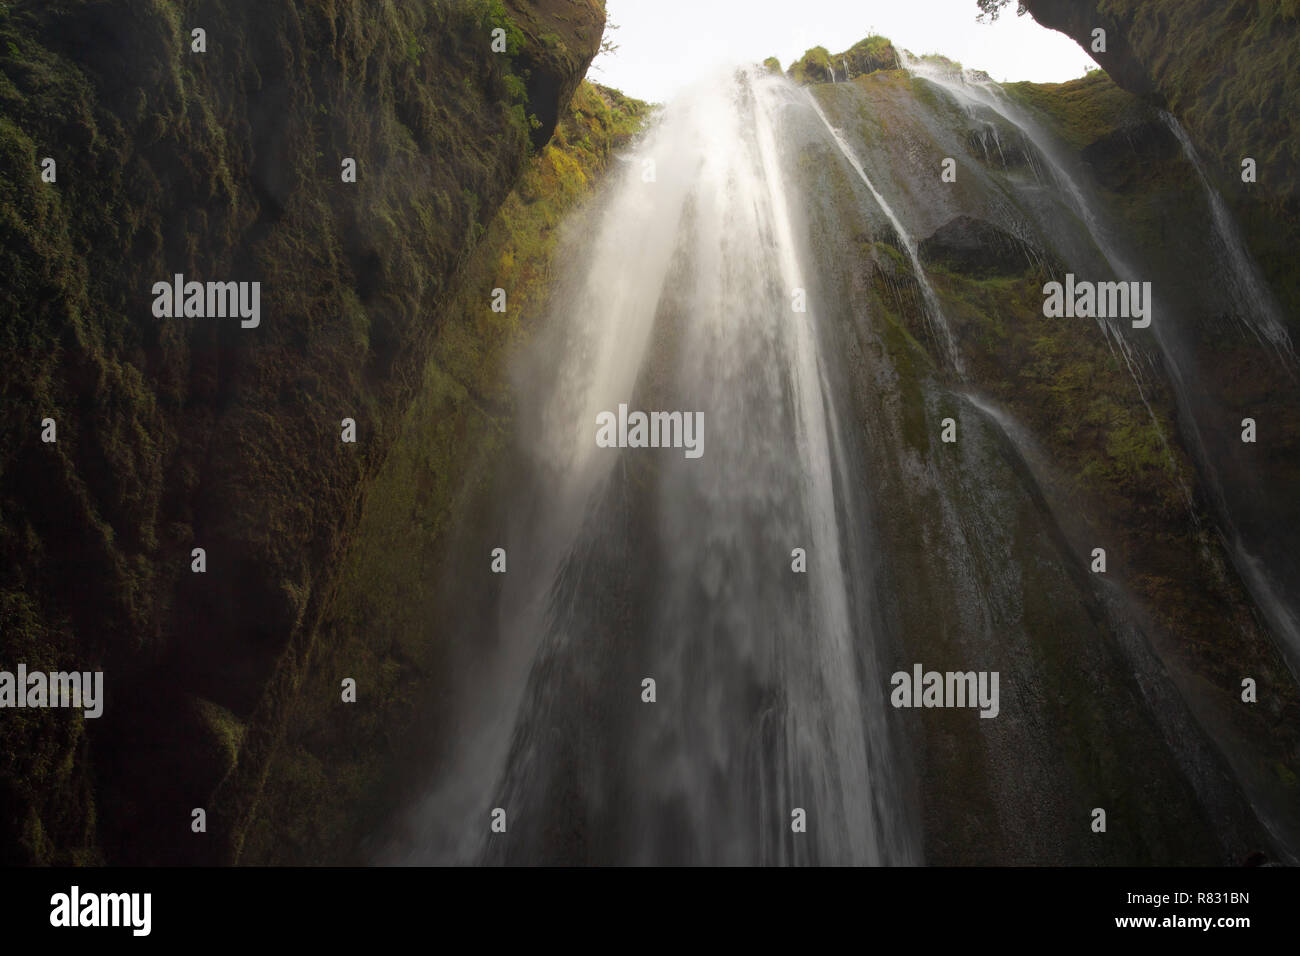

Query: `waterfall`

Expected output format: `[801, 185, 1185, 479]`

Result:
[371, 45, 1300, 868]
[389, 67, 916, 866]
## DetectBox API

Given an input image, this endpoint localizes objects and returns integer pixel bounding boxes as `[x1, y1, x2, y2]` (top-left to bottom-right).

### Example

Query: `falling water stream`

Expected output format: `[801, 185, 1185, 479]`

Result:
[389, 67, 917, 865]
[1162, 112, 1295, 361]
[804, 89, 964, 374]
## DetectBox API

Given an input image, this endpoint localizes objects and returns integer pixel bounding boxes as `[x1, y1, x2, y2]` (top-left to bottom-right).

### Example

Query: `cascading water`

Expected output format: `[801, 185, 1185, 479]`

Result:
[897, 52, 1300, 680]
[803, 90, 964, 374]
[387, 67, 917, 865]
[898, 53, 1149, 363]
[897, 51, 1195, 512]
[891, 49, 1300, 825]
[1156, 120, 1300, 680]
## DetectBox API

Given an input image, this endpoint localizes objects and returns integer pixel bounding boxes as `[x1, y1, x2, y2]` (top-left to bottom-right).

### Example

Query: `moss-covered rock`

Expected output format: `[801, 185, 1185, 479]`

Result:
[0, 0, 604, 865]
[841, 34, 900, 77]
[788, 35, 899, 86]
[788, 45, 835, 85]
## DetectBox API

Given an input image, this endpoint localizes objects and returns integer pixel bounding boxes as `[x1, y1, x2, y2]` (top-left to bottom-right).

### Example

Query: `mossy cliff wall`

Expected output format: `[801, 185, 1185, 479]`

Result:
[0, 0, 603, 864]
[1022, 0, 1299, 325]
[802, 53, 1300, 861]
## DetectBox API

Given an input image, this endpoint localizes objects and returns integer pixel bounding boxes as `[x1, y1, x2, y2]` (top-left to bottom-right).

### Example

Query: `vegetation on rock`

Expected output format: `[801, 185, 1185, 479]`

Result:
[0, 0, 604, 865]
[788, 35, 898, 85]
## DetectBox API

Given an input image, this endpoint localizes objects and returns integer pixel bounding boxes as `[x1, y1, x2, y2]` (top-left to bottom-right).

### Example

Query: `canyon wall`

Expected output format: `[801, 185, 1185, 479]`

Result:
[0, 0, 604, 864]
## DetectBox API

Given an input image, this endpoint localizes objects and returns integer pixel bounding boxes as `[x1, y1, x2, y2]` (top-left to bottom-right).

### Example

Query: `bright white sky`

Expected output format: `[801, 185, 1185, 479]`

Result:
[590, 0, 1097, 102]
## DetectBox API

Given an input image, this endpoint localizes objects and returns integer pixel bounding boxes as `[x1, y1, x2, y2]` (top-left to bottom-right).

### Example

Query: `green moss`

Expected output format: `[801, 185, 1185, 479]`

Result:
[912, 52, 961, 70]
[191, 699, 246, 776]
[929, 263, 1186, 507]
[788, 46, 834, 85]
[471, 0, 525, 55]
[842, 35, 899, 75]
[790, 35, 899, 85]
[873, 239, 908, 270]
[1002, 70, 1139, 152]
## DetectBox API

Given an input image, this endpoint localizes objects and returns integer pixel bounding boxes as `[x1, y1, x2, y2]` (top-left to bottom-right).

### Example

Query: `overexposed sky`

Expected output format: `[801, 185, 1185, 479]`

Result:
[590, 0, 1096, 101]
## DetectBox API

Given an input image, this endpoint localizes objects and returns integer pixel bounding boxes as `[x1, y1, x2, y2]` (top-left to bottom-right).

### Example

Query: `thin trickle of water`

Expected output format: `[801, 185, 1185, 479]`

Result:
[803, 89, 964, 375]
[1162, 112, 1296, 364]
[1150, 122, 1300, 679]
[900, 54, 1140, 349]
[898, 51, 1196, 514]
[967, 391, 1299, 854]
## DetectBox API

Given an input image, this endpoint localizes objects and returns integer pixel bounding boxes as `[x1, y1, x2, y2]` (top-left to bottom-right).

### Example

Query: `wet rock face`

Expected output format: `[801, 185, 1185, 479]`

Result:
[919, 216, 1044, 278]
[805, 58, 1300, 862]
[0, 0, 603, 865]
[1021, 0, 1300, 330]
[1080, 118, 1180, 192]
[965, 125, 1032, 171]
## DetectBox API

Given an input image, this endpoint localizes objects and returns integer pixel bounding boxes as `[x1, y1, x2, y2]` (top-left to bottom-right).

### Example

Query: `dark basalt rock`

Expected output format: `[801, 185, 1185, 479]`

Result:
[919, 215, 1045, 278]
[505, 0, 606, 148]
[1022, 0, 1161, 102]
[1080, 117, 1180, 192]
